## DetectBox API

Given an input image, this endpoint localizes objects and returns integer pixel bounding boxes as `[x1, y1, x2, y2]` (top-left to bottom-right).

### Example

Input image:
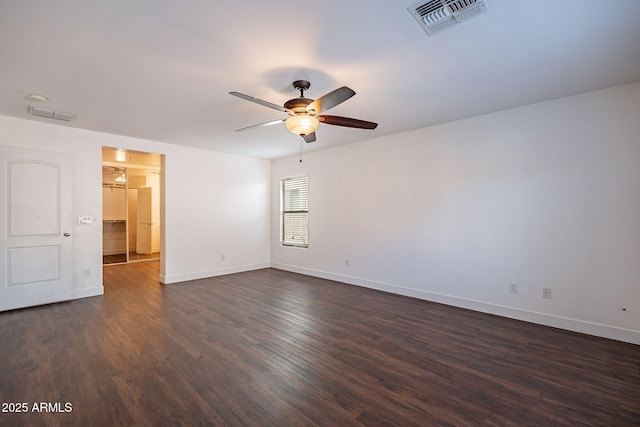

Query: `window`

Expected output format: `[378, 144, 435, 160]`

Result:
[281, 175, 309, 247]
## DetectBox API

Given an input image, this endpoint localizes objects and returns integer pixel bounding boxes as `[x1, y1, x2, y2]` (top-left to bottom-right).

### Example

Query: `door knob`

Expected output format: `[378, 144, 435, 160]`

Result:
[63, 232, 70, 237]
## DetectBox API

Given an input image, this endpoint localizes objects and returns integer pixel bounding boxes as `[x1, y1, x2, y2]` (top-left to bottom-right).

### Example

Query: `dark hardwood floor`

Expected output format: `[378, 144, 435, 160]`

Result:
[1, 262, 638, 426]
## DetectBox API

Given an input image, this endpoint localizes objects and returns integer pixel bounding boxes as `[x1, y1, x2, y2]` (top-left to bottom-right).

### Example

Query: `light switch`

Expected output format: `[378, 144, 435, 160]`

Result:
[77, 216, 93, 225]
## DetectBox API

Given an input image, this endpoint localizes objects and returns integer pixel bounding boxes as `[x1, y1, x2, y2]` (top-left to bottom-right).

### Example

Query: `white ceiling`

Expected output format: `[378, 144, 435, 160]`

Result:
[1, 0, 639, 160]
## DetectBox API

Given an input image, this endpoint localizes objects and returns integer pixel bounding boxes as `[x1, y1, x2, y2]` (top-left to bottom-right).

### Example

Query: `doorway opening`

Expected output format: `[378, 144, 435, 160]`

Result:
[102, 147, 162, 266]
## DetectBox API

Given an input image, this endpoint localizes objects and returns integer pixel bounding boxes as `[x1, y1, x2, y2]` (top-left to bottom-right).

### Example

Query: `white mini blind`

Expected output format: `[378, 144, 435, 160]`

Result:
[281, 175, 309, 247]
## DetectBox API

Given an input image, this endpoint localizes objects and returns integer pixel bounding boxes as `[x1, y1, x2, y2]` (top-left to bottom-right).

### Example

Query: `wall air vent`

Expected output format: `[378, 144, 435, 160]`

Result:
[29, 106, 76, 122]
[408, 0, 488, 36]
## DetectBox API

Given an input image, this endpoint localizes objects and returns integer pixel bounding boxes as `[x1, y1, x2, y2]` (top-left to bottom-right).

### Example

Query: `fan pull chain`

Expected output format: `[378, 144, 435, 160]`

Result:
[299, 137, 303, 163]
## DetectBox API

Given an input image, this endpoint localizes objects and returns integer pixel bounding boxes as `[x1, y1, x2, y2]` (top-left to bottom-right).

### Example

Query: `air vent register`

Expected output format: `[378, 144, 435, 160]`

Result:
[29, 106, 76, 122]
[408, 0, 488, 36]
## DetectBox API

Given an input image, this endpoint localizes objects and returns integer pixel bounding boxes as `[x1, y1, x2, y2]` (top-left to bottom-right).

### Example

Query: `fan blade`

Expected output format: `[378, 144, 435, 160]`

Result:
[303, 132, 316, 143]
[235, 118, 285, 132]
[229, 92, 293, 113]
[306, 86, 355, 114]
[318, 115, 378, 129]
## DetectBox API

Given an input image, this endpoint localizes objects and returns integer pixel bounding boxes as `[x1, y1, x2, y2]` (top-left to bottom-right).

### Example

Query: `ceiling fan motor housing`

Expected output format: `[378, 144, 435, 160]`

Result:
[284, 97, 313, 113]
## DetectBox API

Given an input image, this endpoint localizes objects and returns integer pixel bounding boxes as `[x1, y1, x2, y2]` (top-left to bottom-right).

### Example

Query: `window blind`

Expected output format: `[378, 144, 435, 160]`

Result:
[282, 175, 309, 247]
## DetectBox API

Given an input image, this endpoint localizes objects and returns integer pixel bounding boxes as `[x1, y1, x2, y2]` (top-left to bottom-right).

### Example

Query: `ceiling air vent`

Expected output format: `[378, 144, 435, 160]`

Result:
[408, 0, 488, 36]
[52, 111, 76, 121]
[29, 106, 76, 122]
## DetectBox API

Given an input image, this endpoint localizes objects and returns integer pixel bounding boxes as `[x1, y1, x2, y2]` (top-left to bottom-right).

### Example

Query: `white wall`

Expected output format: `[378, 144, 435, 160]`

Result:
[161, 142, 271, 283]
[271, 81, 640, 344]
[0, 114, 271, 298]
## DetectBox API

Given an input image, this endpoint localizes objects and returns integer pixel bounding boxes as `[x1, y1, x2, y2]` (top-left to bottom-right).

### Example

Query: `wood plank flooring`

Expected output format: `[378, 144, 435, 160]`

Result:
[1, 261, 639, 426]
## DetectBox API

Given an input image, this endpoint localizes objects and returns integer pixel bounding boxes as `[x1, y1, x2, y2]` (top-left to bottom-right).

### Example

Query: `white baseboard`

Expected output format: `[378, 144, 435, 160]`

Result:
[160, 262, 270, 284]
[73, 286, 104, 299]
[271, 263, 640, 346]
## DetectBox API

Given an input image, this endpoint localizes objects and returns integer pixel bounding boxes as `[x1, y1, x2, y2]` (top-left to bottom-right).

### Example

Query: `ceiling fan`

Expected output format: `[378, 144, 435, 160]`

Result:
[229, 80, 377, 143]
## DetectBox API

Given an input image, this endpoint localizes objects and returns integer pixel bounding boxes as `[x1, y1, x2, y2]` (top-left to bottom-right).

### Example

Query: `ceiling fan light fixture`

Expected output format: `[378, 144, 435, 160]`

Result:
[285, 115, 318, 136]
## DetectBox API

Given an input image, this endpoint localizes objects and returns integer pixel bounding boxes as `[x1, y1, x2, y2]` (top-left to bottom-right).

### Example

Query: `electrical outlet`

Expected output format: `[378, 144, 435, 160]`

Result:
[509, 284, 518, 294]
[543, 288, 552, 299]
[221, 254, 226, 262]
[345, 259, 350, 267]
[83, 268, 91, 277]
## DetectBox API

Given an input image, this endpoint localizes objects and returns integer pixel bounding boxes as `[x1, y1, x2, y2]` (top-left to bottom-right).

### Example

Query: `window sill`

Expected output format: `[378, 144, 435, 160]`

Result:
[282, 243, 308, 249]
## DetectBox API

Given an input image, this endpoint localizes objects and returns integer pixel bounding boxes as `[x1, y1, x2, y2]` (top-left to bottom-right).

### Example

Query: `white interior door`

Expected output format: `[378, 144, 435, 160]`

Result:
[136, 187, 152, 254]
[0, 146, 73, 311]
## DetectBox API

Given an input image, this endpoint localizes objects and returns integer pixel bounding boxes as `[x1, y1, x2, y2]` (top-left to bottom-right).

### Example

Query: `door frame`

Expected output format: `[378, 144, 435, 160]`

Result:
[102, 147, 163, 268]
